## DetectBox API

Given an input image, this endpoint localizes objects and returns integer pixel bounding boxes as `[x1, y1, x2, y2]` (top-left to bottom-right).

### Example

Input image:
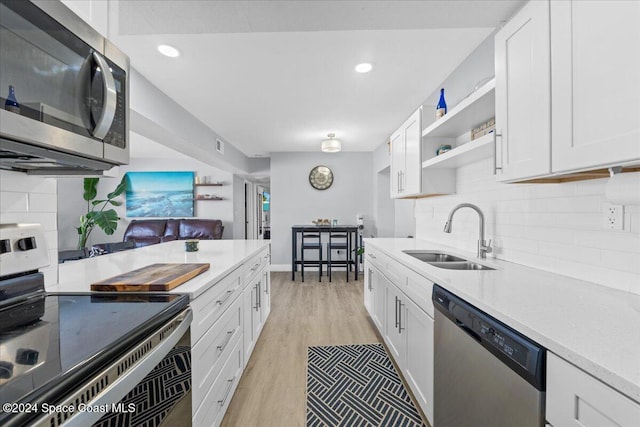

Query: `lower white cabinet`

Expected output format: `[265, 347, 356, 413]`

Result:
[243, 264, 269, 366]
[546, 352, 640, 427]
[193, 338, 244, 427]
[403, 297, 434, 423]
[364, 251, 434, 426]
[190, 245, 271, 426]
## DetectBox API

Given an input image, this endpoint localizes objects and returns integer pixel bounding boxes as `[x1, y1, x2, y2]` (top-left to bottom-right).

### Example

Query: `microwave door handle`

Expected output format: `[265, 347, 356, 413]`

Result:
[91, 51, 117, 140]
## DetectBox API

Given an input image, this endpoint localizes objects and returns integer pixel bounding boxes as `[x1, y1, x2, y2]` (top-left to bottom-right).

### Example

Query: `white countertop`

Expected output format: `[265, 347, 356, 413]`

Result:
[49, 240, 270, 299]
[364, 238, 640, 403]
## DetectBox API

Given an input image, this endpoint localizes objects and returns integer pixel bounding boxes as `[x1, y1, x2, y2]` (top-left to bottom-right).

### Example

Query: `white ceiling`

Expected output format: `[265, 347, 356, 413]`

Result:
[109, 1, 523, 157]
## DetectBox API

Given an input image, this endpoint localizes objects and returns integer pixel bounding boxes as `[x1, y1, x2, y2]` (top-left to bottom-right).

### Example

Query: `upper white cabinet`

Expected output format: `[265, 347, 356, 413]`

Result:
[495, 0, 640, 182]
[551, 0, 640, 173]
[61, 0, 108, 36]
[391, 108, 423, 198]
[495, 0, 551, 182]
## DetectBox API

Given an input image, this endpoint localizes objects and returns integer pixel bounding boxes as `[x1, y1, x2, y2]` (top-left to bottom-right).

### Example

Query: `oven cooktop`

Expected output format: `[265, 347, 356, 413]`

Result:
[0, 292, 189, 422]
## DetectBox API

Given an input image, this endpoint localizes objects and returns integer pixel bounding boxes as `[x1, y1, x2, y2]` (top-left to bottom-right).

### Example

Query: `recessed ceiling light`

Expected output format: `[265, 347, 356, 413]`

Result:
[355, 63, 372, 73]
[157, 44, 181, 58]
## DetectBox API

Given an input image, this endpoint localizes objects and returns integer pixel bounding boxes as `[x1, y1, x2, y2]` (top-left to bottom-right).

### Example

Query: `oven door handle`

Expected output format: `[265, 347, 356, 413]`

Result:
[91, 51, 117, 140]
[31, 308, 192, 427]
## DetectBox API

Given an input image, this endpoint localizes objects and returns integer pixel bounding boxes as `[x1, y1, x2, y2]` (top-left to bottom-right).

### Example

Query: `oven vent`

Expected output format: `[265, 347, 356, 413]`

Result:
[159, 321, 177, 340]
[117, 341, 153, 375]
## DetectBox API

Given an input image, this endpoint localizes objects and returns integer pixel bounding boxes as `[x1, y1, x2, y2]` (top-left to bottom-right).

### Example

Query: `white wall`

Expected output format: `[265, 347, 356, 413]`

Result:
[270, 152, 373, 268]
[0, 171, 58, 286]
[415, 158, 640, 295]
[57, 134, 235, 249]
[232, 175, 246, 239]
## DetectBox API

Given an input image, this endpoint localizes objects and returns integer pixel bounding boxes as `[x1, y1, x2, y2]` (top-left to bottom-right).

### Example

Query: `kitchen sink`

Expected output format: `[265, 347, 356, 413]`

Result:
[402, 250, 495, 270]
[402, 251, 466, 263]
[428, 261, 495, 271]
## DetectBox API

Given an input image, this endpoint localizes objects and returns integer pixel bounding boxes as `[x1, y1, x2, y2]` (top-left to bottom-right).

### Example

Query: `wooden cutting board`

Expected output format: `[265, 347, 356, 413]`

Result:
[91, 263, 210, 292]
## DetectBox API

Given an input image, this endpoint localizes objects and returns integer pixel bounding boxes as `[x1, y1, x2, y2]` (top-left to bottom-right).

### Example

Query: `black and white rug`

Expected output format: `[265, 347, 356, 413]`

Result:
[93, 345, 191, 427]
[306, 343, 426, 427]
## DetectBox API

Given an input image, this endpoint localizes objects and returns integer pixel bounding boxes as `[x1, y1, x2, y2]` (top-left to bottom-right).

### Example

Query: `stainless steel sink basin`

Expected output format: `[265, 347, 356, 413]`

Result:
[429, 261, 495, 271]
[402, 251, 466, 263]
[402, 250, 495, 270]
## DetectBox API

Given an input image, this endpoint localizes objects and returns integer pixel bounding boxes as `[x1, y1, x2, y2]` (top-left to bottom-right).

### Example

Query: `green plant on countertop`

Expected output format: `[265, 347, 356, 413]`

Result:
[76, 177, 126, 249]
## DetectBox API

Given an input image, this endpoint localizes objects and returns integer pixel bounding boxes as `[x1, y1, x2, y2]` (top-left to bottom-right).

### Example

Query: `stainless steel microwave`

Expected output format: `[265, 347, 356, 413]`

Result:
[0, 0, 129, 174]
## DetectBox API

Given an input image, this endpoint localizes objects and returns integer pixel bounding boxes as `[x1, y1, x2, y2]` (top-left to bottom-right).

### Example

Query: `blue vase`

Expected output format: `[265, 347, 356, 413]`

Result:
[5, 85, 20, 114]
[436, 88, 447, 119]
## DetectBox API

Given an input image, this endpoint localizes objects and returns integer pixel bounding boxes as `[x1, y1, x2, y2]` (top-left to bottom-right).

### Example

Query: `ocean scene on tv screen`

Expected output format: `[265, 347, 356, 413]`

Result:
[126, 171, 194, 217]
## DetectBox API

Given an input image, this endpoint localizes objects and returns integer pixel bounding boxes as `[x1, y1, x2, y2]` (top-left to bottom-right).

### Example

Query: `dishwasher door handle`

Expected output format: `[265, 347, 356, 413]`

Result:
[455, 319, 482, 343]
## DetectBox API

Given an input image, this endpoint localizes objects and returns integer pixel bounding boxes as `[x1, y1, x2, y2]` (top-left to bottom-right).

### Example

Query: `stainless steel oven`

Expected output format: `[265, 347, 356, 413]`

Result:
[0, 224, 193, 427]
[0, 0, 129, 174]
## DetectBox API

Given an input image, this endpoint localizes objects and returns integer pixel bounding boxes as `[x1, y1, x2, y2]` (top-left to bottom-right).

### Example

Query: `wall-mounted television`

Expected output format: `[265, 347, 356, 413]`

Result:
[263, 191, 270, 212]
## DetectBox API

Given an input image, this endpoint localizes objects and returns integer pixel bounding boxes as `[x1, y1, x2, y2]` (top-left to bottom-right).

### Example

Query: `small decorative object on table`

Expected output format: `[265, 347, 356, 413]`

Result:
[185, 239, 199, 252]
[436, 144, 452, 156]
[5, 85, 20, 114]
[436, 87, 447, 119]
[332, 219, 338, 226]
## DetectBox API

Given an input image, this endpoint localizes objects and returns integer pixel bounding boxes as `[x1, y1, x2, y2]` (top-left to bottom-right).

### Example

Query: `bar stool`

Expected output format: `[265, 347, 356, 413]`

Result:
[326, 229, 350, 282]
[300, 231, 322, 282]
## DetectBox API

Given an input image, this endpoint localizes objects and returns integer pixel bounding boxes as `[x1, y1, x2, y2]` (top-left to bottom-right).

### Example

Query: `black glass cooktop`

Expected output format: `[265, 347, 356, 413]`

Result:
[0, 292, 189, 423]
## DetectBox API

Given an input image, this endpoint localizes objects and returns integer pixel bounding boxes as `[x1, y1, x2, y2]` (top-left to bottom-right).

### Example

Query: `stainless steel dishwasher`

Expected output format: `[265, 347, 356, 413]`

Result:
[432, 285, 545, 427]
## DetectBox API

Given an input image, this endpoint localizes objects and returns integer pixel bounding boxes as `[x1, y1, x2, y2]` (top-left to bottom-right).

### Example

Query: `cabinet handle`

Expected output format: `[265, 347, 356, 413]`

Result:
[398, 300, 405, 333]
[395, 296, 399, 328]
[217, 331, 234, 352]
[253, 284, 260, 311]
[216, 290, 234, 306]
[494, 131, 503, 174]
[217, 377, 236, 406]
[400, 171, 404, 192]
[368, 269, 373, 291]
[257, 282, 261, 308]
[250, 263, 259, 272]
[397, 172, 401, 193]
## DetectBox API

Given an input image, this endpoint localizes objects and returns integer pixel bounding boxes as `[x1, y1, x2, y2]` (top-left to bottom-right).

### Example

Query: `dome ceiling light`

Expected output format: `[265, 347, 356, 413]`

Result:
[321, 133, 341, 153]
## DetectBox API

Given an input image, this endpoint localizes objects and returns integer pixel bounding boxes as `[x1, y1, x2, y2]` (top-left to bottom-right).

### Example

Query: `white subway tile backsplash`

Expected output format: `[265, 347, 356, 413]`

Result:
[0, 171, 56, 194]
[416, 160, 640, 294]
[0, 192, 29, 212]
[29, 193, 57, 212]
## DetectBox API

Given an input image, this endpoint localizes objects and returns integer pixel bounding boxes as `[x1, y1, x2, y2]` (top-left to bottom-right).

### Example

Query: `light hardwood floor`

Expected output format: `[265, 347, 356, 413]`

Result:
[220, 272, 380, 427]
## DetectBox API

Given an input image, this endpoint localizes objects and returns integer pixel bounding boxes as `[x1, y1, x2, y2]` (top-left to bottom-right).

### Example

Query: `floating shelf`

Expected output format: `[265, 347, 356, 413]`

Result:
[195, 197, 224, 201]
[422, 78, 495, 138]
[194, 183, 223, 187]
[422, 133, 494, 169]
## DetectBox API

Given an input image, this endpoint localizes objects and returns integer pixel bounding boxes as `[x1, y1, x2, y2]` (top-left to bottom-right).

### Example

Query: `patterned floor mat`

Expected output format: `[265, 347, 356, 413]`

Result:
[306, 343, 425, 427]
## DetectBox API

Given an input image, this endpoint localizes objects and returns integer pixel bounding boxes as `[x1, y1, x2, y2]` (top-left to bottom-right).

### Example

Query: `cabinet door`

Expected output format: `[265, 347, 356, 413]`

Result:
[384, 279, 405, 370]
[551, 1, 640, 172]
[260, 269, 271, 323]
[242, 283, 259, 365]
[546, 352, 640, 427]
[364, 263, 374, 313]
[403, 298, 434, 425]
[390, 129, 404, 198]
[402, 108, 422, 196]
[372, 267, 385, 331]
[495, 0, 551, 181]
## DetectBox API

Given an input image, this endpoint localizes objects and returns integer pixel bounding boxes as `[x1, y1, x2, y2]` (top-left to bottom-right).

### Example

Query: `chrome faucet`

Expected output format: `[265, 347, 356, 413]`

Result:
[443, 203, 493, 259]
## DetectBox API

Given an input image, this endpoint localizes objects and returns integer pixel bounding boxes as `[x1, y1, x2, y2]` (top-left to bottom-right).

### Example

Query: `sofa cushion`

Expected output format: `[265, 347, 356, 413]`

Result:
[164, 219, 179, 239]
[124, 219, 167, 238]
[127, 236, 162, 248]
[179, 219, 223, 240]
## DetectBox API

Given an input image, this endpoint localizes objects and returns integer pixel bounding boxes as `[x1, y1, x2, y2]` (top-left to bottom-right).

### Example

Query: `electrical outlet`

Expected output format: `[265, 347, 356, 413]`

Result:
[603, 203, 624, 230]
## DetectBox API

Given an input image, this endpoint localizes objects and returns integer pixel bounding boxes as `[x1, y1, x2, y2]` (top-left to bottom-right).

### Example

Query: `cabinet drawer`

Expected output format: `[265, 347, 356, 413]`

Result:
[193, 338, 243, 427]
[404, 268, 434, 318]
[366, 248, 406, 287]
[244, 247, 270, 286]
[546, 352, 640, 427]
[192, 296, 242, 413]
[191, 267, 242, 344]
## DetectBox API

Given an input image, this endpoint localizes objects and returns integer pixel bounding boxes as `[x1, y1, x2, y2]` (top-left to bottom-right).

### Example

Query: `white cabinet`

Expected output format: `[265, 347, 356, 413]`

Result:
[242, 264, 269, 366]
[551, 0, 640, 172]
[546, 352, 640, 427]
[60, 0, 108, 36]
[495, 0, 551, 182]
[403, 297, 434, 424]
[363, 247, 435, 426]
[390, 108, 423, 198]
[496, 0, 640, 182]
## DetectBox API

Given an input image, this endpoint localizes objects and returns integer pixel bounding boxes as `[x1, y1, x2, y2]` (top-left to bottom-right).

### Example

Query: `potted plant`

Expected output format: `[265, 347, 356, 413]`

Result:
[76, 177, 127, 250]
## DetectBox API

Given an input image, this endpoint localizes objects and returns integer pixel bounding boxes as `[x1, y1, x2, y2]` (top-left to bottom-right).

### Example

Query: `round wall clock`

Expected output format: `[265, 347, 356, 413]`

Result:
[309, 165, 334, 190]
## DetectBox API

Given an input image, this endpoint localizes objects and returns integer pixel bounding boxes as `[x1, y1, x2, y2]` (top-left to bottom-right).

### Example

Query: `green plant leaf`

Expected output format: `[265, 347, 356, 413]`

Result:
[107, 177, 127, 199]
[83, 178, 99, 201]
[92, 209, 120, 235]
[109, 200, 122, 206]
[91, 200, 104, 206]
